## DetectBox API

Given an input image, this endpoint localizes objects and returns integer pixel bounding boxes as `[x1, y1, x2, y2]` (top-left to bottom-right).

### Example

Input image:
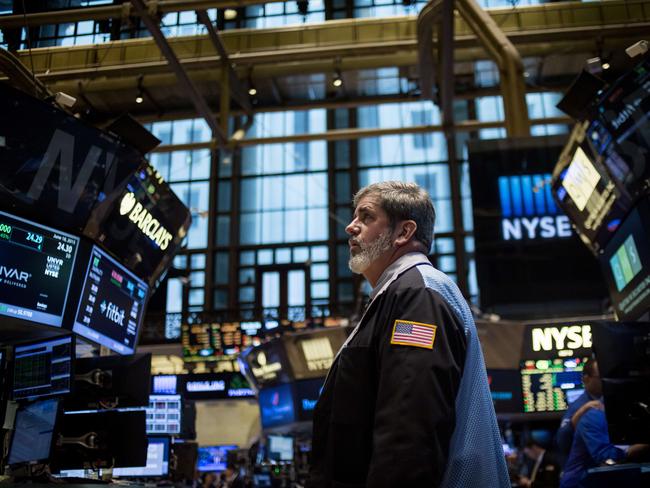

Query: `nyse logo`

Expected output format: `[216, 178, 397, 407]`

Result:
[300, 338, 334, 371]
[100, 300, 125, 326]
[499, 174, 572, 241]
[532, 325, 592, 353]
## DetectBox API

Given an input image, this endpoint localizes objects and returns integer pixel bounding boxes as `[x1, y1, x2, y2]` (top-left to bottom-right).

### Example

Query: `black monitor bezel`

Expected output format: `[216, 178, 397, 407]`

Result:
[111, 435, 171, 478]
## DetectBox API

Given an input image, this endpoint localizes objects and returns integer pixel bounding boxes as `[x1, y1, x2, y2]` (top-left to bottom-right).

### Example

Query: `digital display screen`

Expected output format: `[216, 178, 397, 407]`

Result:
[84, 163, 191, 287]
[146, 394, 181, 435]
[259, 384, 295, 428]
[468, 136, 607, 312]
[0, 83, 142, 234]
[73, 245, 149, 355]
[13, 336, 73, 400]
[268, 435, 294, 462]
[520, 357, 588, 413]
[486, 369, 524, 414]
[112, 437, 170, 478]
[552, 124, 632, 255]
[0, 211, 79, 327]
[8, 398, 59, 465]
[599, 199, 650, 320]
[586, 56, 650, 198]
[182, 322, 256, 362]
[197, 445, 238, 472]
[294, 378, 324, 421]
[152, 375, 177, 395]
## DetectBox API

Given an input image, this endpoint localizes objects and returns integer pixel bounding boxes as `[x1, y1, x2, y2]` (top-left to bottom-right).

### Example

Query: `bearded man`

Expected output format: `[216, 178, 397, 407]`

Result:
[307, 181, 509, 488]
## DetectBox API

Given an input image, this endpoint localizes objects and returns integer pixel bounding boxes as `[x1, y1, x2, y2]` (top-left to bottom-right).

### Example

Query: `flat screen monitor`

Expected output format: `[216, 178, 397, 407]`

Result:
[591, 321, 650, 444]
[585, 55, 650, 199]
[8, 398, 59, 465]
[293, 378, 323, 421]
[12, 336, 73, 401]
[152, 375, 178, 395]
[520, 357, 589, 413]
[551, 122, 632, 255]
[268, 435, 293, 462]
[197, 445, 238, 472]
[486, 369, 524, 414]
[259, 384, 295, 428]
[73, 245, 149, 355]
[0, 211, 79, 327]
[84, 162, 191, 288]
[0, 83, 142, 234]
[147, 394, 181, 435]
[112, 436, 170, 478]
[467, 136, 607, 314]
[598, 198, 650, 320]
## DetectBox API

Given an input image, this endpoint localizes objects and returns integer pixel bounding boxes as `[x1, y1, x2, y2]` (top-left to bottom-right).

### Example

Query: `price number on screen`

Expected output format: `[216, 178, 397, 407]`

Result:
[0, 223, 12, 236]
[57, 242, 73, 257]
[26, 232, 43, 245]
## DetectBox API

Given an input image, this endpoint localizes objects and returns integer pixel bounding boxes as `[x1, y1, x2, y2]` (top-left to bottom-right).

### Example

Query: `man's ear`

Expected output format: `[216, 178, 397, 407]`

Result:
[394, 220, 417, 247]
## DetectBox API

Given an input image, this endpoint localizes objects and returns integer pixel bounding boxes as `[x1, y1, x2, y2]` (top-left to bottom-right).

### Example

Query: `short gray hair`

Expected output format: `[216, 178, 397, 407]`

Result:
[353, 181, 435, 253]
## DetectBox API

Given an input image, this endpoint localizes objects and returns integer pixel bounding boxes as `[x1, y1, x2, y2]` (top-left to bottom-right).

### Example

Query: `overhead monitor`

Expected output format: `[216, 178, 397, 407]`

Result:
[182, 322, 255, 362]
[268, 435, 294, 462]
[598, 198, 650, 320]
[12, 335, 74, 401]
[551, 122, 632, 254]
[520, 357, 589, 413]
[112, 437, 170, 478]
[0, 211, 79, 327]
[197, 445, 238, 472]
[8, 398, 60, 465]
[147, 394, 182, 435]
[259, 383, 296, 428]
[73, 245, 149, 354]
[585, 54, 650, 199]
[591, 321, 650, 444]
[84, 162, 191, 288]
[0, 83, 143, 234]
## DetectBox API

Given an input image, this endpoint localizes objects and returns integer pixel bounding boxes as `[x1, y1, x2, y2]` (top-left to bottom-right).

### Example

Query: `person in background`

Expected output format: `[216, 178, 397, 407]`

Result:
[220, 464, 244, 488]
[560, 394, 649, 488]
[308, 181, 509, 487]
[518, 439, 560, 488]
[555, 358, 602, 467]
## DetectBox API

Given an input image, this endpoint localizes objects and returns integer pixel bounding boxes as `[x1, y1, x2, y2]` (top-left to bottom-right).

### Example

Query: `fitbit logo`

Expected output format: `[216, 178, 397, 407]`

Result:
[100, 300, 125, 326]
[499, 174, 571, 240]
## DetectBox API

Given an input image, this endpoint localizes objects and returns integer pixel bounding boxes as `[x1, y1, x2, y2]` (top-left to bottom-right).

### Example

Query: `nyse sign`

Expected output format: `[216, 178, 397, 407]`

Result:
[503, 215, 572, 241]
[531, 325, 592, 355]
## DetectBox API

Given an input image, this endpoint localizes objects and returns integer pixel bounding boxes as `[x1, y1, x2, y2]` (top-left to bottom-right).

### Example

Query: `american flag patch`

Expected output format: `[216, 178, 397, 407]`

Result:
[390, 320, 437, 349]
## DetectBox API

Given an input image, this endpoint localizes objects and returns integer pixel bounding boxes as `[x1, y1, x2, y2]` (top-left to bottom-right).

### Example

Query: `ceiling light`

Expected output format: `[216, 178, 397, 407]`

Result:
[248, 87, 257, 96]
[332, 70, 343, 88]
[135, 93, 144, 104]
[224, 9, 237, 20]
[135, 75, 144, 104]
[602, 62, 611, 70]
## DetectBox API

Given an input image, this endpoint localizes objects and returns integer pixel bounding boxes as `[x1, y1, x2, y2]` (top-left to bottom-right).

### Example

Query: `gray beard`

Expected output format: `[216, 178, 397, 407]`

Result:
[348, 230, 393, 274]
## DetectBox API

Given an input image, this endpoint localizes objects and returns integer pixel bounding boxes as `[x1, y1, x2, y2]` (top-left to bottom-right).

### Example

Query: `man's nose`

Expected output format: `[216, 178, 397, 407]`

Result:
[345, 219, 359, 236]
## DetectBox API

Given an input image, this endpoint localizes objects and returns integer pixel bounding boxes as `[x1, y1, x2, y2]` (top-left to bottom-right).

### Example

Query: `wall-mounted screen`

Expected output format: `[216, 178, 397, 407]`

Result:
[152, 375, 177, 395]
[182, 322, 256, 362]
[598, 198, 650, 320]
[0, 211, 79, 327]
[520, 357, 588, 413]
[486, 369, 523, 414]
[73, 245, 149, 355]
[8, 398, 60, 465]
[13, 336, 74, 401]
[197, 445, 238, 472]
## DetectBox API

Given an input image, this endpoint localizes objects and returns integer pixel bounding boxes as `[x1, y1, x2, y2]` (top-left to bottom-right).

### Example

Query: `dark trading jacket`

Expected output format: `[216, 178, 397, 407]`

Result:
[307, 253, 510, 488]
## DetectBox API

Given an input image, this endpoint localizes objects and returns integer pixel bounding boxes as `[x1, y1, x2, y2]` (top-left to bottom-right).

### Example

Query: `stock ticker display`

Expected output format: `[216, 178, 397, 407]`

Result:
[182, 322, 257, 361]
[520, 357, 588, 413]
[73, 246, 149, 354]
[0, 211, 79, 327]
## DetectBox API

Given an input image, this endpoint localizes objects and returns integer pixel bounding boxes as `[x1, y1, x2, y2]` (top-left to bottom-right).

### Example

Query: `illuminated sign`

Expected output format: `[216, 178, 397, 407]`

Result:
[499, 174, 572, 240]
[119, 192, 172, 250]
[531, 325, 592, 354]
[186, 380, 226, 392]
[251, 351, 282, 380]
[300, 337, 334, 372]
